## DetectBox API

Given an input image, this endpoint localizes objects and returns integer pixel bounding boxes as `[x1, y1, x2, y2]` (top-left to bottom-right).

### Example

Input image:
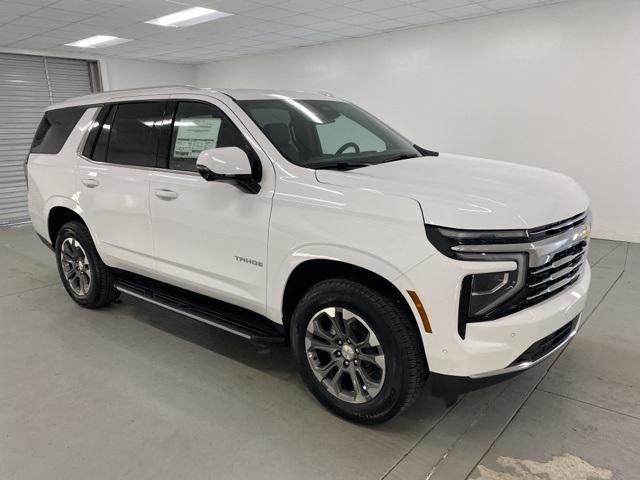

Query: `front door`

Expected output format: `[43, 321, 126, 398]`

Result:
[149, 98, 273, 314]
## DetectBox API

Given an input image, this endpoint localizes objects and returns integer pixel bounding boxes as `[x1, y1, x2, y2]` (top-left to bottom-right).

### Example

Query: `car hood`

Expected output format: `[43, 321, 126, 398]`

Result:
[314, 153, 589, 230]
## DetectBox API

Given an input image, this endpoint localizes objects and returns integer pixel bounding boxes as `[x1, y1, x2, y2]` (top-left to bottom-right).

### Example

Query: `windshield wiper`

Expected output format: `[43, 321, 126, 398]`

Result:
[307, 152, 421, 170]
[308, 160, 376, 170]
[380, 153, 420, 164]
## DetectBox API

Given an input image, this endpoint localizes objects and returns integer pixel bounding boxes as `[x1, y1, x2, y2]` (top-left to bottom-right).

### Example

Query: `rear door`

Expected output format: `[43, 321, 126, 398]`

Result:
[149, 97, 274, 314]
[78, 100, 166, 274]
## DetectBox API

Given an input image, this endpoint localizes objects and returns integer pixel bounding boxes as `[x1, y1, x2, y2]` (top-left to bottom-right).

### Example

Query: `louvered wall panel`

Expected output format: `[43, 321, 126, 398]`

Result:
[0, 53, 95, 225]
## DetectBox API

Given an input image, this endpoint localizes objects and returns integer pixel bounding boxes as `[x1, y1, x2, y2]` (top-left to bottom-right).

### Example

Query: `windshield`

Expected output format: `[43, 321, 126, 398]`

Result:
[237, 99, 421, 169]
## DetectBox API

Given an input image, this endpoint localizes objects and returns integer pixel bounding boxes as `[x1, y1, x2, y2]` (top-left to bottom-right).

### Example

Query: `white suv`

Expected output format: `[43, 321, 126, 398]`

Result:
[26, 86, 591, 423]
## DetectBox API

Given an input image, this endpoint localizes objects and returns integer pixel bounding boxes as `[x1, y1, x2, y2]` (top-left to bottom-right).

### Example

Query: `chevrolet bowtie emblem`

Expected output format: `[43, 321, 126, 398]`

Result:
[581, 224, 592, 239]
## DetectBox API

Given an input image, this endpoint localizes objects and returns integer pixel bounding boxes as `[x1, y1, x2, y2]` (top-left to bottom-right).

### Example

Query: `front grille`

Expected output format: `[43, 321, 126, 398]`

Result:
[525, 239, 588, 307]
[509, 318, 576, 366]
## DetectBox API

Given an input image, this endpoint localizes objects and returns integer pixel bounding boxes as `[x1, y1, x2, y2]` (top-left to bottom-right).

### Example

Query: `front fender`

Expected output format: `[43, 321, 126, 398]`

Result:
[266, 243, 412, 323]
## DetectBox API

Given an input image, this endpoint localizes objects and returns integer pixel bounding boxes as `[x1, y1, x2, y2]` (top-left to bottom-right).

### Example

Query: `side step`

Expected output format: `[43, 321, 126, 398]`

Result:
[114, 276, 285, 344]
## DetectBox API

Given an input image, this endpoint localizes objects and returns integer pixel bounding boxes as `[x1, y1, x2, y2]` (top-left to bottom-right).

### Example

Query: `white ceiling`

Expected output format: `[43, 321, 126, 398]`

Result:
[0, 0, 572, 64]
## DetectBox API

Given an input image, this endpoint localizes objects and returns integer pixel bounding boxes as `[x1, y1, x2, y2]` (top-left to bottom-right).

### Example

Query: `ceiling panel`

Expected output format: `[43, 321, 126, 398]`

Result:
[0, 0, 574, 63]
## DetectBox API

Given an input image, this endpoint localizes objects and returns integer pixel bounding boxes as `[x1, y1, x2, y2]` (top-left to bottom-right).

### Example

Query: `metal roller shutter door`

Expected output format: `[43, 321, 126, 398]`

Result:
[0, 54, 49, 226]
[0, 53, 95, 226]
[46, 57, 93, 103]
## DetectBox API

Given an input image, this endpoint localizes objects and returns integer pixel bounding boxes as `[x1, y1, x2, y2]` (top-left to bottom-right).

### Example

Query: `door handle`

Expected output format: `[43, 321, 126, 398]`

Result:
[154, 189, 179, 201]
[82, 178, 99, 188]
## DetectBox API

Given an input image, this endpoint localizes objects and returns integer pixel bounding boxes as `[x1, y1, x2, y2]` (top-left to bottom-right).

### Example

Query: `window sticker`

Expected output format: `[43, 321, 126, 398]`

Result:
[173, 117, 221, 159]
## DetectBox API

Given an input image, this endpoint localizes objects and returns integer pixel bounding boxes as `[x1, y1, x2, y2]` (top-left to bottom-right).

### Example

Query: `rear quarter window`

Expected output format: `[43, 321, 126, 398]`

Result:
[30, 106, 88, 154]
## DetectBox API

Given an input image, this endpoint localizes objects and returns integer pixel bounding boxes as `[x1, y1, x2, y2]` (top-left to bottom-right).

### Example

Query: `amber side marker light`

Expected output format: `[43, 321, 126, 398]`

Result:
[407, 290, 432, 333]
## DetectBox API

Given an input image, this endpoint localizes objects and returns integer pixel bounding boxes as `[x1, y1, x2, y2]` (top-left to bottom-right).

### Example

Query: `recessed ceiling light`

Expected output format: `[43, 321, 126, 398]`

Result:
[145, 7, 232, 27]
[65, 35, 131, 48]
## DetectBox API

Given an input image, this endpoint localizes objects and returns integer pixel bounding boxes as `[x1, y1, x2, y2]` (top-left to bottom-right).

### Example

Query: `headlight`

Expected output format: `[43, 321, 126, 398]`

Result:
[458, 252, 527, 321]
[425, 225, 529, 337]
[469, 271, 517, 316]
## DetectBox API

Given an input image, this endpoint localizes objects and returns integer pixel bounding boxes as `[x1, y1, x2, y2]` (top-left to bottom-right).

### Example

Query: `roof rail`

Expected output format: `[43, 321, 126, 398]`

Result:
[102, 84, 202, 95]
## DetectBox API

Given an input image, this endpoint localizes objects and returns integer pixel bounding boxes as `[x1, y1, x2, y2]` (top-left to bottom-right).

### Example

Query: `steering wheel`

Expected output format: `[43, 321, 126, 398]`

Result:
[335, 142, 360, 155]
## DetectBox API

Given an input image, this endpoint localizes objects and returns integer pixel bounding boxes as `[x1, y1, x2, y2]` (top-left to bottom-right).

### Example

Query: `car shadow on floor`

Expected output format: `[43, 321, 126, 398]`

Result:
[111, 294, 297, 377]
[103, 292, 449, 429]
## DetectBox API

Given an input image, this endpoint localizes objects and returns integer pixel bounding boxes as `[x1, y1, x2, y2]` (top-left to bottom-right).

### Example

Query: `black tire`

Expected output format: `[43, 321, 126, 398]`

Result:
[291, 279, 426, 424]
[54, 221, 118, 308]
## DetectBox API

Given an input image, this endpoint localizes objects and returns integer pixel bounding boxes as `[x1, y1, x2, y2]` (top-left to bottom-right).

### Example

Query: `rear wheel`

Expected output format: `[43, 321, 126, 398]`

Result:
[55, 221, 117, 308]
[291, 279, 425, 424]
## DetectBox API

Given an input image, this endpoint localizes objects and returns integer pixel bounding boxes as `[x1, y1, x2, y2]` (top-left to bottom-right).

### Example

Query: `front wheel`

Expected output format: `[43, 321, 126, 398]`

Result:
[291, 279, 426, 424]
[55, 221, 118, 308]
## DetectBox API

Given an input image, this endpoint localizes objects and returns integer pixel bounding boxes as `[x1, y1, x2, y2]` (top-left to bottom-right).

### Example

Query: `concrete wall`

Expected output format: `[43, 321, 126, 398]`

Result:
[195, 0, 640, 242]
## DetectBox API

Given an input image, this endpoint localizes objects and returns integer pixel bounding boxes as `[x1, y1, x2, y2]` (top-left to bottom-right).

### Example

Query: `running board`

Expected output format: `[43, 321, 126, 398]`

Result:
[115, 276, 284, 343]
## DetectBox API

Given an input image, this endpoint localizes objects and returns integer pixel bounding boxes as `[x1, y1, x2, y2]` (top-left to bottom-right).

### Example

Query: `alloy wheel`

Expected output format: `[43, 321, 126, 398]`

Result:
[305, 307, 386, 404]
[60, 237, 92, 296]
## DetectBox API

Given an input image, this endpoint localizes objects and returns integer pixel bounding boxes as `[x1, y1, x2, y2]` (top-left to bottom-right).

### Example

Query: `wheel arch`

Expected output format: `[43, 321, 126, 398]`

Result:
[46, 203, 88, 245]
[281, 259, 421, 344]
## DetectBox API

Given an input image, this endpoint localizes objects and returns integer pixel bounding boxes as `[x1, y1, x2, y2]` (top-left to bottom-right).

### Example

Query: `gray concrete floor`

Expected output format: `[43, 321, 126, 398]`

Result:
[0, 225, 637, 480]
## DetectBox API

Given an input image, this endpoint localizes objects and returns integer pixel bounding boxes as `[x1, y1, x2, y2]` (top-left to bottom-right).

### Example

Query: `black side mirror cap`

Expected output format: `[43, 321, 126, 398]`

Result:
[197, 165, 261, 194]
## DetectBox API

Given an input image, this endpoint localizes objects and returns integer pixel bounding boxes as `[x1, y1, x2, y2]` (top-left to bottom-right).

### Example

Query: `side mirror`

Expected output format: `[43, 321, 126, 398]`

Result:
[196, 147, 260, 194]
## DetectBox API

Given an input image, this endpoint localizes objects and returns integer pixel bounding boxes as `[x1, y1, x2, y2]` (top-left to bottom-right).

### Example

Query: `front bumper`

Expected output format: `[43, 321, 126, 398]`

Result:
[469, 313, 580, 378]
[430, 315, 579, 398]
[396, 253, 590, 378]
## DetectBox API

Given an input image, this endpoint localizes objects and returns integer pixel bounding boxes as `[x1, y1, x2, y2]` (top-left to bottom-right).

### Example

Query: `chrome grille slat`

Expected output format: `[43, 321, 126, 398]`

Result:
[532, 250, 584, 275]
[525, 233, 588, 305]
[527, 265, 584, 301]
[529, 263, 582, 288]
[529, 263, 583, 294]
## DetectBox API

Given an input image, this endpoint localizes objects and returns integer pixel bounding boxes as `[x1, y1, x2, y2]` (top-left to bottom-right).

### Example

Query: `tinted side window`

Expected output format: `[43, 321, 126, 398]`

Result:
[81, 106, 109, 159]
[31, 106, 88, 154]
[107, 102, 164, 167]
[91, 105, 116, 163]
[168, 102, 260, 178]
